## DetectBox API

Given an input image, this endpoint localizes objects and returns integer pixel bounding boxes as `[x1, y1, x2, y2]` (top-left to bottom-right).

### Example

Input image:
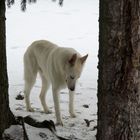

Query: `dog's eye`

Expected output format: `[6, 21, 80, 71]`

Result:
[70, 76, 75, 79]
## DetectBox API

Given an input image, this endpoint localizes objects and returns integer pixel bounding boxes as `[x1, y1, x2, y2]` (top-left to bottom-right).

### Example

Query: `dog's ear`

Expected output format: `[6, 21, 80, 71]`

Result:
[69, 53, 77, 66]
[80, 54, 88, 64]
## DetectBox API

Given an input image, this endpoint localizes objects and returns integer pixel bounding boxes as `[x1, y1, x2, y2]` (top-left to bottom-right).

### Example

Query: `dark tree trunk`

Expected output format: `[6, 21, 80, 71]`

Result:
[0, 0, 15, 138]
[97, 0, 140, 140]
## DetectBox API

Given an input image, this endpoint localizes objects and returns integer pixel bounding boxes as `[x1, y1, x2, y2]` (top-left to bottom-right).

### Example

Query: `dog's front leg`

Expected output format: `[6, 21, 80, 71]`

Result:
[69, 90, 76, 118]
[52, 88, 63, 125]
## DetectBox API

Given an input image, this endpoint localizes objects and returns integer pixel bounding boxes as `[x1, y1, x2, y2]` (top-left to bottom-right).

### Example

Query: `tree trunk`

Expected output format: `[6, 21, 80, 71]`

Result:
[0, 0, 15, 138]
[97, 0, 140, 140]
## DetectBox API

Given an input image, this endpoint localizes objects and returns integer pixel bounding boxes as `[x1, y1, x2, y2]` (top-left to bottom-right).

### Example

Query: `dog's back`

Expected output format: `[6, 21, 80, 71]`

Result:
[24, 40, 57, 81]
[24, 40, 56, 70]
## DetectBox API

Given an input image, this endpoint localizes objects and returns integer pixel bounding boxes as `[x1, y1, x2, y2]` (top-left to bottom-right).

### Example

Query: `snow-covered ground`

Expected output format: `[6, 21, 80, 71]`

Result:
[6, 0, 99, 139]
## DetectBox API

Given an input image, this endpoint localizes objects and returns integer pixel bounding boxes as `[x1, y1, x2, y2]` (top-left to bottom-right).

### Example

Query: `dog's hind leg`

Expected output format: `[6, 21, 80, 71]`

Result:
[24, 78, 36, 112]
[24, 55, 37, 112]
[39, 71, 51, 114]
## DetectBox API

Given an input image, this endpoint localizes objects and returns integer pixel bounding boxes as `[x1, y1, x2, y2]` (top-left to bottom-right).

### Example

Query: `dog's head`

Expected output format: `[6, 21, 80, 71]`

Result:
[65, 53, 88, 91]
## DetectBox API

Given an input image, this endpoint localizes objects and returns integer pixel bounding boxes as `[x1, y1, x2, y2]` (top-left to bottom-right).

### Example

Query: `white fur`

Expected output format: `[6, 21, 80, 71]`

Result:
[23, 40, 87, 125]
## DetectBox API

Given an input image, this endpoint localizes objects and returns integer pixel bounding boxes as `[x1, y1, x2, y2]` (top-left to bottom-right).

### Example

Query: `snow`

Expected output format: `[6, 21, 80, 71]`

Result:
[3, 125, 23, 140]
[6, 0, 99, 139]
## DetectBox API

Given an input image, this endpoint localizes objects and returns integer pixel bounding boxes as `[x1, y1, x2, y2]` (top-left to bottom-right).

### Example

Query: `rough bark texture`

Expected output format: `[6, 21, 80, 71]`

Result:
[0, 0, 15, 139]
[97, 0, 140, 140]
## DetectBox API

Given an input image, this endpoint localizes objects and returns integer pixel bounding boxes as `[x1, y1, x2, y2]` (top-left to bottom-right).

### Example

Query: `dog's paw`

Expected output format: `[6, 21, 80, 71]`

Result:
[56, 120, 63, 126]
[70, 113, 76, 118]
[44, 110, 52, 114]
[27, 108, 34, 112]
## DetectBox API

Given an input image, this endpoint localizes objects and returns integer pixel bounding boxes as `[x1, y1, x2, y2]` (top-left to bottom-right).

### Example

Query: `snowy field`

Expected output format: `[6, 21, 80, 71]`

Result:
[6, 0, 99, 139]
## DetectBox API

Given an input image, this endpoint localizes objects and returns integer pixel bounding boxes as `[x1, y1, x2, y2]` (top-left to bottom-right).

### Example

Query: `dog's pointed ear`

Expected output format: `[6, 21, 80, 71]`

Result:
[69, 53, 77, 66]
[80, 54, 88, 64]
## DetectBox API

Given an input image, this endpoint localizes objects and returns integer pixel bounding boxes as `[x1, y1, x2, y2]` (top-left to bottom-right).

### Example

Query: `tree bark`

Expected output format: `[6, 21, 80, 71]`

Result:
[0, 0, 15, 138]
[97, 0, 140, 140]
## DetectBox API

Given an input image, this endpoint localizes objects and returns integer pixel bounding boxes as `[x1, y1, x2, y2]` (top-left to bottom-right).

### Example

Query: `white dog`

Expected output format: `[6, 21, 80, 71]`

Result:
[24, 40, 88, 125]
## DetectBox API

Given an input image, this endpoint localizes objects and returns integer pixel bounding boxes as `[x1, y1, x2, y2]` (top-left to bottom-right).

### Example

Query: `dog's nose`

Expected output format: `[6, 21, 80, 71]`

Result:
[69, 87, 75, 91]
